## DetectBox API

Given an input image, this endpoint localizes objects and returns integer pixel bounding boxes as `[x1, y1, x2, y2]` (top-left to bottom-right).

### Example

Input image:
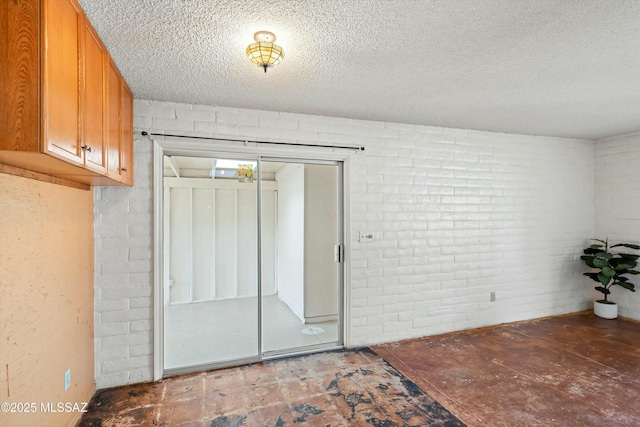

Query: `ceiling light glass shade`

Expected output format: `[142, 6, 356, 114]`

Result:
[246, 31, 284, 73]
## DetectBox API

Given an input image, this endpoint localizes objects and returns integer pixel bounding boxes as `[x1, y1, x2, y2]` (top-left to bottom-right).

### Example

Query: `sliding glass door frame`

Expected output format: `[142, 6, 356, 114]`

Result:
[152, 138, 352, 380]
[258, 157, 345, 359]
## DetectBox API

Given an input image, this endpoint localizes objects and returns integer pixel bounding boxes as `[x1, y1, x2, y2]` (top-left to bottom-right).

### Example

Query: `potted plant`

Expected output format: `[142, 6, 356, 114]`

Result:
[580, 239, 639, 319]
[237, 164, 254, 183]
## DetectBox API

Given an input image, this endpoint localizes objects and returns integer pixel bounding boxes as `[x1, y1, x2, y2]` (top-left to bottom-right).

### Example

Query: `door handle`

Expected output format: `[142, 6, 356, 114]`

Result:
[334, 244, 344, 263]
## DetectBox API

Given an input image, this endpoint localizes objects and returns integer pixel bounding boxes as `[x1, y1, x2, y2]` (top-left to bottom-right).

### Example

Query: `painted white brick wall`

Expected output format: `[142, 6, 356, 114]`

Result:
[350, 130, 594, 345]
[94, 99, 595, 388]
[94, 139, 154, 387]
[594, 132, 640, 320]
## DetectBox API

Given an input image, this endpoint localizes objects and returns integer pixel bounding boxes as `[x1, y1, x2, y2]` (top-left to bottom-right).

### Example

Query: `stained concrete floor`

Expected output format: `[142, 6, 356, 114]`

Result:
[79, 312, 639, 426]
[375, 312, 640, 427]
[78, 349, 463, 426]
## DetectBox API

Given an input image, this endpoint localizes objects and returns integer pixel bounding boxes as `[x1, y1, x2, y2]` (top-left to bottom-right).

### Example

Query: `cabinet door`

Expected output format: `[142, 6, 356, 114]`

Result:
[106, 58, 122, 181]
[0, 0, 39, 152]
[119, 82, 134, 186]
[42, 0, 83, 164]
[81, 15, 107, 174]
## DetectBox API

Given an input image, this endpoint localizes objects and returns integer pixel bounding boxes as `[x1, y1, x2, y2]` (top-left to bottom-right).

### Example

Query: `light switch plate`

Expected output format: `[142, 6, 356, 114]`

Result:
[359, 232, 374, 242]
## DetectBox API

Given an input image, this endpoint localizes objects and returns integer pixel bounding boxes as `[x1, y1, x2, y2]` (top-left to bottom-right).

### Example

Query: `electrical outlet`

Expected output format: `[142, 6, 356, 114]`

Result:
[359, 232, 375, 243]
[64, 369, 71, 391]
[490, 292, 496, 302]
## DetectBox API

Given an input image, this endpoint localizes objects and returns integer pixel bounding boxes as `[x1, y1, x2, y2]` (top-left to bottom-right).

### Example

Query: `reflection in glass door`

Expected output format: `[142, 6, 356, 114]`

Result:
[162, 154, 343, 373]
[163, 155, 260, 370]
[260, 160, 342, 355]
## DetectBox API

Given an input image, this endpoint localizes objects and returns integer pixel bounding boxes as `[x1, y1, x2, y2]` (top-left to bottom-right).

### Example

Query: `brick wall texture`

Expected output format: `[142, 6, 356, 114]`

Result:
[594, 132, 640, 319]
[93, 100, 632, 389]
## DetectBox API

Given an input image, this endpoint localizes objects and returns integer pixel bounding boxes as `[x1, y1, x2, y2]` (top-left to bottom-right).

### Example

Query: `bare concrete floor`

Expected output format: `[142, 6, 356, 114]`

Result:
[374, 311, 640, 427]
[78, 349, 463, 426]
[79, 312, 639, 426]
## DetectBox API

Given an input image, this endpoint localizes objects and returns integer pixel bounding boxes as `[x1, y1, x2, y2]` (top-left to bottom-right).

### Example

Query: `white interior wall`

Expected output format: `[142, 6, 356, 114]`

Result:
[93, 100, 595, 388]
[168, 188, 191, 302]
[274, 163, 341, 323]
[192, 188, 215, 300]
[165, 179, 276, 304]
[215, 189, 237, 299]
[261, 188, 277, 297]
[260, 190, 277, 296]
[275, 165, 305, 320]
[236, 189, 257, 297]
[594, 132, 640, 320]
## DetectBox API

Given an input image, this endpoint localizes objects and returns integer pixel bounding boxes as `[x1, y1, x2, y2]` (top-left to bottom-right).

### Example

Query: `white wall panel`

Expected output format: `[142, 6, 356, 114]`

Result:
[261, 191, 277, 295]
[169, 188, 191, 303]
[215, 189, 238, 299]
[237, 189, 257, 297]
[595, 132, 640, 320]
[166, 180, 276, 303]
[192, 189, 215, 301]
[276, 165, 305, 319]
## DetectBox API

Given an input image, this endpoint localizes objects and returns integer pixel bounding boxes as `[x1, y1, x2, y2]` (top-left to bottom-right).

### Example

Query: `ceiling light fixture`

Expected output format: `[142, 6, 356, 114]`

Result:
[246, 31, 284, 73]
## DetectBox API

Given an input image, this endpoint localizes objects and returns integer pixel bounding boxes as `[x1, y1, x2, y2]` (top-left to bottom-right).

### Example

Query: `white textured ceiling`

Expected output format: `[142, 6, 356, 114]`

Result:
[79, 0, 640, 140]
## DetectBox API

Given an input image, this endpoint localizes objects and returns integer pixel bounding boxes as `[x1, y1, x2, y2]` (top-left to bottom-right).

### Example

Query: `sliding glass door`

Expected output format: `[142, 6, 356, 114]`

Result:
[260, 159, 342, 356]
[162, 154, 342, 373]
[163, 156, 260, 370]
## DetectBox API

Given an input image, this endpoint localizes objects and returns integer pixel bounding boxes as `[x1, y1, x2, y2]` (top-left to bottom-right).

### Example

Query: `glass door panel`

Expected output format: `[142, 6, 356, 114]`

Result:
[260, 160, 342, 355]
[161, 153, 344, 374]
[163, 155, 259, 370]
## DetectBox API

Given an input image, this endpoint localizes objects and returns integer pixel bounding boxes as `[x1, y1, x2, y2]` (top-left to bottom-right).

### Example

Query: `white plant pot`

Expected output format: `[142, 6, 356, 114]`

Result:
[594, 300, 618, 319]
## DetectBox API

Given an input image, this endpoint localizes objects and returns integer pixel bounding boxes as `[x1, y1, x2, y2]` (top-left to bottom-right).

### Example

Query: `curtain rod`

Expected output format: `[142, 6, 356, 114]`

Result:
[140, 131, 365, 151]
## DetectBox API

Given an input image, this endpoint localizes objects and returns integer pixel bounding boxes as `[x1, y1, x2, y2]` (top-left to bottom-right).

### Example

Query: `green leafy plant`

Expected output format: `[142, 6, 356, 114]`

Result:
[580, 239, 639, 303]
[237, 164, 254, 183]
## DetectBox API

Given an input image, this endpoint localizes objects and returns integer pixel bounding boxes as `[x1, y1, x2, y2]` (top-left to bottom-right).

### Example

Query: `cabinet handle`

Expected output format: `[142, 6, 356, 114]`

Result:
[81, 145, 92, 152]
[121, 168, 128, 172]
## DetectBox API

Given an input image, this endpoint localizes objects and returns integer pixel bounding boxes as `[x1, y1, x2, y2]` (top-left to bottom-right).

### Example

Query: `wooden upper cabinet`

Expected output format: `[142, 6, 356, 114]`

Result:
[1, 0, 39, 152]
[81, 14, 107, 174]
[106, 59, 122, 181]
[120, 82, 134, 185]
[0, 0, 133, 187]
[106, 58, 134, 185]
[41, 0, 83, 165]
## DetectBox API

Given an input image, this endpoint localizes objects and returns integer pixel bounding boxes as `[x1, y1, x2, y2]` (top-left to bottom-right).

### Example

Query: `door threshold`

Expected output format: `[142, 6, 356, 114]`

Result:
[262, 343, 344, 361]
[163, 344, 344, 379]
[163, 355, 261, 378]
